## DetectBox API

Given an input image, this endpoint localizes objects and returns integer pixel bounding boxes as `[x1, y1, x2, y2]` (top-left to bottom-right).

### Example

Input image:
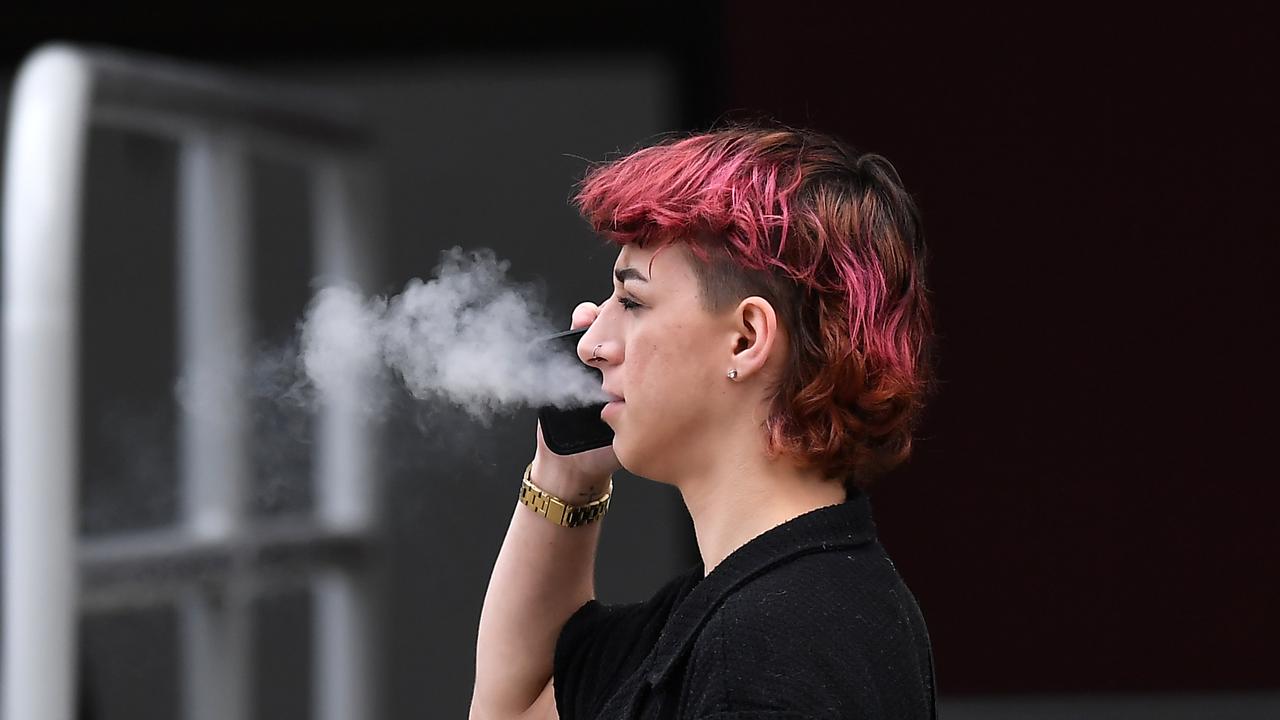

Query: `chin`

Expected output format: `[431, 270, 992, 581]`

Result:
[610, 433, 633, 468]
[610, 439, 667, 486]
[609, 411, 684, 484]
[610, 434, 649, 479]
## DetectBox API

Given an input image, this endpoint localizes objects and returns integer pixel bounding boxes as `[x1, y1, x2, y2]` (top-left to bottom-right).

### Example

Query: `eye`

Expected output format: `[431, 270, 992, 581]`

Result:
[617, 296, 641, 311]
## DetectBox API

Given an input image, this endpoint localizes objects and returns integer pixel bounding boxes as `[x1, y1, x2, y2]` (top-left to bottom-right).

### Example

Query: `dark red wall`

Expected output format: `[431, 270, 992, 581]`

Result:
[725, 3, 1279, 694]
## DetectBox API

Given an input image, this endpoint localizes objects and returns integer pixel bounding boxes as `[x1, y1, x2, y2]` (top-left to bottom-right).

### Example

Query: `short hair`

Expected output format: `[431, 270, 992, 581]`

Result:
[574, 125, 938, 491]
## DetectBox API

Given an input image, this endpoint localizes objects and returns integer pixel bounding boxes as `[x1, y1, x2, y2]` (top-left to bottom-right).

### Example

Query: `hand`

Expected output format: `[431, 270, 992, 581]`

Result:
[531, 301, 622, 499]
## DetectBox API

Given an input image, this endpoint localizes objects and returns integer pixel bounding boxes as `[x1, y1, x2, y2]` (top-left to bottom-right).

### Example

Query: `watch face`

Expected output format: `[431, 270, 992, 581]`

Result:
[535, 327, 614, 455]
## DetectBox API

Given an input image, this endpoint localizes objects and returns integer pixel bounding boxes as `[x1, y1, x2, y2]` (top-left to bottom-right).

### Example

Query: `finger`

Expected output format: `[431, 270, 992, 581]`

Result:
[571, 301, 600, 329]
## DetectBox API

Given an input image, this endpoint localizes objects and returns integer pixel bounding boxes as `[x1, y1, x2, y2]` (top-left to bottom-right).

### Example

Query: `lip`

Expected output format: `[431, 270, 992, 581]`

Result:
[602, 388, 625, 403]
[601, 399, 624, 420]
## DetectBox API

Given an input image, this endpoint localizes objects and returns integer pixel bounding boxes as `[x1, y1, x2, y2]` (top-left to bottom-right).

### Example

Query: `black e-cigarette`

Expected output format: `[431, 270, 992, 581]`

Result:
[535, 327, 615, 455]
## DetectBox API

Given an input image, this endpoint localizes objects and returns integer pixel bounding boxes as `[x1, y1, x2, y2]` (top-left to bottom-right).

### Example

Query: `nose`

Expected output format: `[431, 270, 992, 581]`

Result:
[577, 299, 618, 366]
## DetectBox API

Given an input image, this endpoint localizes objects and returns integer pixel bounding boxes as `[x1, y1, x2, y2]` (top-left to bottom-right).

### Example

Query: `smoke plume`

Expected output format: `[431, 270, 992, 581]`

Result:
[299, 246, 607, 426]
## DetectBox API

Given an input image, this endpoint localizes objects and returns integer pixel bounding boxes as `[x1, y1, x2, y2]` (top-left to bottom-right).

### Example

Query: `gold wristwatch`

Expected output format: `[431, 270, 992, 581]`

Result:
[518, 461, 612, 528]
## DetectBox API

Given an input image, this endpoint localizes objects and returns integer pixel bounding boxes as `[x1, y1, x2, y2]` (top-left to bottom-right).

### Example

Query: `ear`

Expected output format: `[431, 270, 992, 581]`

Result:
[727, 296, 780, 381]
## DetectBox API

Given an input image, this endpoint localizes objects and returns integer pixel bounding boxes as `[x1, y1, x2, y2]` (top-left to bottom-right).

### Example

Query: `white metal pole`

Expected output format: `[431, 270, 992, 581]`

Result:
[312, 159, 379, 531]
[178, 132, 252, 539]
[176, 132, 253, 720]
[2, 45, 93, 720]
[311, 159, 384, 720]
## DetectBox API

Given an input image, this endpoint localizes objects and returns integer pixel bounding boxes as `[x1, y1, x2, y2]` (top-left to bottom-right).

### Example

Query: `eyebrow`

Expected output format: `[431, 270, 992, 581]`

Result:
[614, 267, 649, 285]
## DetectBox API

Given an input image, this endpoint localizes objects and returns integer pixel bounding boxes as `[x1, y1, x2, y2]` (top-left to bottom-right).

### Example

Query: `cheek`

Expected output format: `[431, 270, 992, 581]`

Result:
[626, 321, 716, 402]
[628, 339, 681, 398]
[615, 332, 718, 473]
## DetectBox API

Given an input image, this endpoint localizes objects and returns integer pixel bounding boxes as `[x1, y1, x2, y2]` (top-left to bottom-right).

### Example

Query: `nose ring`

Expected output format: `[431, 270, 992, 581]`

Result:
[589, 344, 604, 362]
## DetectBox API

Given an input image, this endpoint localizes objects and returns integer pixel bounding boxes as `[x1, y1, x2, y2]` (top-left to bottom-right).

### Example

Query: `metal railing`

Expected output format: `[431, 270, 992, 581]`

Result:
[3, 44, 384, 720]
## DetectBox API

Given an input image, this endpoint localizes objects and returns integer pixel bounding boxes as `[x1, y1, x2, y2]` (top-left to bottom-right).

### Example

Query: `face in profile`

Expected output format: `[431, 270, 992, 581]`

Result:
[580, 243, 742, 482]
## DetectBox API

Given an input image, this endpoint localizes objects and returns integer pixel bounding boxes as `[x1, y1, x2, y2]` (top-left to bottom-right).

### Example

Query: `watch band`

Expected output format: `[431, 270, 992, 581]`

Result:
[518, 461, 612, 528]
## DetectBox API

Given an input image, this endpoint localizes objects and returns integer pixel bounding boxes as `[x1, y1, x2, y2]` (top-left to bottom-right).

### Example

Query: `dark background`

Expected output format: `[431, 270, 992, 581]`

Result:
[3, 1, 1277, 715]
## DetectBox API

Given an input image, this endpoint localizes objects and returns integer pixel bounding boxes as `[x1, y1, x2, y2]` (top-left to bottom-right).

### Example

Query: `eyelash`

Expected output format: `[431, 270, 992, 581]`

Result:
[617, 296, 641, 311]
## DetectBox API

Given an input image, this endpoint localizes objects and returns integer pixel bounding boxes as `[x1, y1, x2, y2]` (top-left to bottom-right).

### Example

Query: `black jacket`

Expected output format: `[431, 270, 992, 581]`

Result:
[553, 490, 937, 719]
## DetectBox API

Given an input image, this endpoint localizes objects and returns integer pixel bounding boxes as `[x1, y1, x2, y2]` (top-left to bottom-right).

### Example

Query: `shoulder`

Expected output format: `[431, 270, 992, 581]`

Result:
[681, 546, 934, 717]
[706, 544, 921, 655]
[554, 564, 705, 720]
[559, 561, 702, 655]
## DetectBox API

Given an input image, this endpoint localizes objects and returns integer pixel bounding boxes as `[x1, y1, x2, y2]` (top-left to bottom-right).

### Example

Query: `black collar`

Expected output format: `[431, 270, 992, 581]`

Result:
[642, 490, 878, 687]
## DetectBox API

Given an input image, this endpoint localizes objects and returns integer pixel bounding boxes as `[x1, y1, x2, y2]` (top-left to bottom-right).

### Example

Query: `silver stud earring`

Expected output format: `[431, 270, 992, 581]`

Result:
[727, 369, 738, 380]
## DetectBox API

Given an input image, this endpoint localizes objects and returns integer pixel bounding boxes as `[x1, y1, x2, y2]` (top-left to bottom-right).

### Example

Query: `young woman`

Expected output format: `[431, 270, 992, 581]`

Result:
[472, 126, 938, 719]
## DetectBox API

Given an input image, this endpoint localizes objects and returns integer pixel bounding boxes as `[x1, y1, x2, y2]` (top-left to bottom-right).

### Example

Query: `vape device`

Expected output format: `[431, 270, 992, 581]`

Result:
[535, 327, 615, 455]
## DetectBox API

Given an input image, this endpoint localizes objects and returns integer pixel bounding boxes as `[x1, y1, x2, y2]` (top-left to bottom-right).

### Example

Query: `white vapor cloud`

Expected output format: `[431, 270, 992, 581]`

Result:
[299, 246, 608, 426]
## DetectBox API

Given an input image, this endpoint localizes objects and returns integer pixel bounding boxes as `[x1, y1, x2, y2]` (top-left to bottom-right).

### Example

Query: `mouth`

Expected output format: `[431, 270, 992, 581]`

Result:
[602, 388, 624, 403]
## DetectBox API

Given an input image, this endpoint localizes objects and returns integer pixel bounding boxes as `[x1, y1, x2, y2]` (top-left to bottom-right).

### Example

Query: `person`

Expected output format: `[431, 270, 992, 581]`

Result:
[470, 125, 939, 719]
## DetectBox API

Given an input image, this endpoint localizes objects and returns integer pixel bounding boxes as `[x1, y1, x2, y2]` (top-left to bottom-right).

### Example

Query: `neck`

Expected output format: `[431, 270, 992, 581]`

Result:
[677, 450, 846, 576]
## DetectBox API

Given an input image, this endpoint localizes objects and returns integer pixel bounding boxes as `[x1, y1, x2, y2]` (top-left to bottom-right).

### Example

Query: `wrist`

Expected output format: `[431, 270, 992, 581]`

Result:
[520, 461, 612, 528]
[529, 457, 611, 504]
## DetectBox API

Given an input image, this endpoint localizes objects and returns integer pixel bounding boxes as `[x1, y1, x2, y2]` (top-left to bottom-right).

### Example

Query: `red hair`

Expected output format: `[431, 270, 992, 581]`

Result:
[575, 126, 937, 490]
